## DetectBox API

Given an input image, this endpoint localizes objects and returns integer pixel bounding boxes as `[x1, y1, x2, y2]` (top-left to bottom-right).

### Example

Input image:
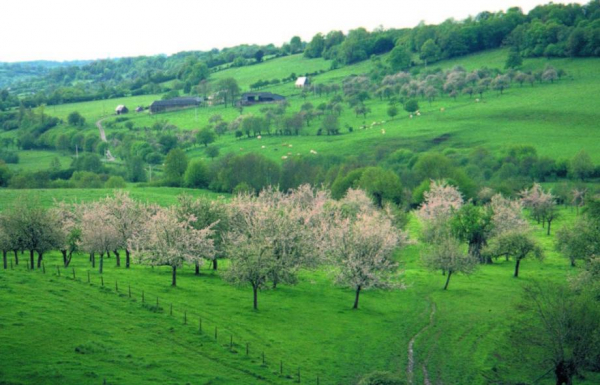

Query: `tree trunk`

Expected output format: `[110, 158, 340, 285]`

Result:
[62, 250, 68, 267]
[172, 266, 177, 287]
[66, 251, 73, 268]
[37, 251, 43, 268]
[547, 221, 552, 236]
[2, 250, 6, 269]
[99, 253, 104, 274]
[29, 249, 35, 270]
[212, 259, 218, 270]
[114, 250, 120, 267]
[125, 249, 131, 268]
[353, 285, 361, 309]
[91, 253, 95, 268]
[13, 250, 18, 265]
[444, 270, 453, 290]
[514, 258, 521, 278]
[195, 263, 200, 275]
[253, 284, 258, 310]
[555, 360, 575, 385]
[570, 258, 576, 267]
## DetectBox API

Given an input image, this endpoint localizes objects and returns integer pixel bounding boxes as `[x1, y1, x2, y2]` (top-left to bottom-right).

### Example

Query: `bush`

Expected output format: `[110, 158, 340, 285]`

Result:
[105, 176, 127, 188]
[404, 99, 419, 113]
[184, 160, 210, 188]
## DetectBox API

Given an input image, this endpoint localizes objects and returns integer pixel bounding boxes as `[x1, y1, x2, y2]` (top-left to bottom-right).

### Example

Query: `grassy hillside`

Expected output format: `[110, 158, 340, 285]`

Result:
[82, 49, 600, 163]
[3, 49, 600, 179]
[0, 187, 226, 210]
[1, 208, 597, 384]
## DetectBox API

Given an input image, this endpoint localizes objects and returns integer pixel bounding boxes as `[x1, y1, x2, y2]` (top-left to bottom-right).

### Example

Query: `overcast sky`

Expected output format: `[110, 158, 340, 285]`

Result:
[0, 0, 578, 62]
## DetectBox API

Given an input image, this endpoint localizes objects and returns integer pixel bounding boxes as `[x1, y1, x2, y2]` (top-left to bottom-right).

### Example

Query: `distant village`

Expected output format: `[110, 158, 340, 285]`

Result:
[115, 77, 309, 115]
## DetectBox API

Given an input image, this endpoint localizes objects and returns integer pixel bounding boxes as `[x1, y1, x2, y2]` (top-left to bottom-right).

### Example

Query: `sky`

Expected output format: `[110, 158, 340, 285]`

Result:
[0, 0, 578, 62]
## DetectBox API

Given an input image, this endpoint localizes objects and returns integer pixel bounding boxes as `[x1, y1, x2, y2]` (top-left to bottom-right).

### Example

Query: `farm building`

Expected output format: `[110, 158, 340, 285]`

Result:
[149, 97, 203, 113]
[295, 77, 309, 88]
[239, 92, 285, 106]
[115, 105, 129, 114]
[135, 106, 144, 113]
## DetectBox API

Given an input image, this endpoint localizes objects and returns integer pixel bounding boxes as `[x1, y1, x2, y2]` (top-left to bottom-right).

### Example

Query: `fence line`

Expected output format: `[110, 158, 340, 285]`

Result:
[3, 263, 326, 385]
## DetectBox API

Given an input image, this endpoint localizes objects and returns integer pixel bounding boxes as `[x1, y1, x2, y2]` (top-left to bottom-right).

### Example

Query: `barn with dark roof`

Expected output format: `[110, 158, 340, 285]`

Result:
[149, 97, 203, 113]
[239, 92, 285, 106]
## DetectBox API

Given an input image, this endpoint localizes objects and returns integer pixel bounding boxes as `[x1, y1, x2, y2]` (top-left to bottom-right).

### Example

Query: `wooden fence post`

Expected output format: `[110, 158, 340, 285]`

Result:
[72, 268, 76, 280]
[156, 297, 159, 307]
[87, 271, 90, 283]
[262, 351, 265, 364]
[246, 342, 249, 355]
[280, 360, 283, 375]
[128, 285, 131, 298]
[199, 318, 202, 333]
[184, 311, 187, 325]
[230, 335, 233, 350]
[101, 276, 104, 287]
[42, 262, 45, 274]
[115, 280, 118, 293]
[215, 326, 218, 340]
[297, 368, 300, 383]
[170, 303, 173, 316]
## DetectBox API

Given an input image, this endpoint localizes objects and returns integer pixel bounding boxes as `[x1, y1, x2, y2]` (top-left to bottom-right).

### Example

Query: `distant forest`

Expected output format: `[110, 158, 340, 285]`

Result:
[0, 0, 599, 110]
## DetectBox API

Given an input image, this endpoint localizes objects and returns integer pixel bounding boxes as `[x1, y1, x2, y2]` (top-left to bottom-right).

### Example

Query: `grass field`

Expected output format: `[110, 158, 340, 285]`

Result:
[3, 49, 600, 174]
[0, 187, 226, 210]
[1, 208, 597, 384]
[92, 49, 600, 166]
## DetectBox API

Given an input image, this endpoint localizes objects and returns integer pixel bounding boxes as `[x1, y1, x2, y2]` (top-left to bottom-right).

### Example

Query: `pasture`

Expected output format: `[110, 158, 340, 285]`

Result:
[0, 205, 597, 384]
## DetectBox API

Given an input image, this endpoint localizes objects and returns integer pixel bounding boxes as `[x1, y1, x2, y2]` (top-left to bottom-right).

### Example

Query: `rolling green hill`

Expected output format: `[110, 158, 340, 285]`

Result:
[10, 49, 597, 172]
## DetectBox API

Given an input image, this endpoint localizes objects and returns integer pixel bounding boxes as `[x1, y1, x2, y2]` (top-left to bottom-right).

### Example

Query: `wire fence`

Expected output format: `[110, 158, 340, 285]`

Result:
[2, 259, 328, 385]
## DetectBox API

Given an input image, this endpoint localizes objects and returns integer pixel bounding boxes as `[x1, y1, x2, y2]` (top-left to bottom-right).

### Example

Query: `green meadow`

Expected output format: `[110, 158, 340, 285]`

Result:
[0, 209, 597, 384]
[0, 187, 225, 210]
[77, 50, 600, 164]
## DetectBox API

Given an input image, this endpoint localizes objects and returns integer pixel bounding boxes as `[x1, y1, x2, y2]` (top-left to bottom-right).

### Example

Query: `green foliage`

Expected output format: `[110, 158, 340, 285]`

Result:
[105, 175, 127, 188]
[387, 46, 412, 72]
[67, 111, 85, 126]
[197, 127, 216, 147]
[356, 167, 403, 207]
[212, 153, 280, 193]
[505, 48, 523, 69]
[420, 39, 441, 65]
[404, 99, 419, 113]
[569, 149, 594, 180]
[184, 160, 210, 188]
[164, 149, 188, 185]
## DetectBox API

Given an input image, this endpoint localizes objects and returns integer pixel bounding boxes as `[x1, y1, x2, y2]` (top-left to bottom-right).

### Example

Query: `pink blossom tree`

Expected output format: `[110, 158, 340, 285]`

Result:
[50, 201, 81, 268]
[225, 186, 327, 309]
[130, 206, 215, 286]
[489, 194, 528, 237]
[176, 194, 229, 272]
[103, 191, 149, 268]
[80, 202, 120, 274]
[417, 180, 463, 243]
[322, 189, 409, 309]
